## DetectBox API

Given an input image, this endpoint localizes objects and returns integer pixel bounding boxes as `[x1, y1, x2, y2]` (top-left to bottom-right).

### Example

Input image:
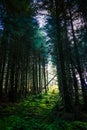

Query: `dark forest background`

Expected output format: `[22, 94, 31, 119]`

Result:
[0, 0, 87, 129]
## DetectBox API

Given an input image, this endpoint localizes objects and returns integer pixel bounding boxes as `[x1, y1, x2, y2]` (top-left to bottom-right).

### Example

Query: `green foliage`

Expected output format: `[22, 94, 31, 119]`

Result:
[0, 93, 87, 130]
[0, 93, 56, 129]
[5, 116, 27, 130]
[71, 121, 87, 130]
[1, 115, 87, 130]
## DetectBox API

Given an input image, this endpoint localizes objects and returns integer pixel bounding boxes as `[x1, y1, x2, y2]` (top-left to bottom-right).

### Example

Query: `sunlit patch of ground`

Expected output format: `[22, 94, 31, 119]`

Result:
[47, 85, 59, 93]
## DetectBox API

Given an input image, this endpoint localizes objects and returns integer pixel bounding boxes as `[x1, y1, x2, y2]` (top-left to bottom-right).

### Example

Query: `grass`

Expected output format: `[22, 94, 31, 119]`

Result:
[0, 90, 87, 130]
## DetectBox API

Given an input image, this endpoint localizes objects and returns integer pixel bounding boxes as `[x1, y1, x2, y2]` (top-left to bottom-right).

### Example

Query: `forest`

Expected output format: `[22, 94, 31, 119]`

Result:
[0, 0, 87, 129]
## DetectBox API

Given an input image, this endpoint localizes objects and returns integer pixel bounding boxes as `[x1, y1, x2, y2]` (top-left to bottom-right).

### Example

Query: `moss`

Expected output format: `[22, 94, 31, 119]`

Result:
[71, 121, 87, 130]
[0, 93, 87, 130]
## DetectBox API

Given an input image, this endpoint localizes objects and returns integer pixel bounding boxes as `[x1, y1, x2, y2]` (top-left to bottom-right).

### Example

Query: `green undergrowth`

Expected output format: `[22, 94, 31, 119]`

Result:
[0, 92, 87, 130]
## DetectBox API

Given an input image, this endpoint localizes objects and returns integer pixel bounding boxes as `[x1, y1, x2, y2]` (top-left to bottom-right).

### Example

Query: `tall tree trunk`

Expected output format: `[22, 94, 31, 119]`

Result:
[43, 57, 47, 93]
[38, 54, 42, 93]
[72, 66, 79, 105]
[54, 0, 73, 111]
[67, 0, 87, 108]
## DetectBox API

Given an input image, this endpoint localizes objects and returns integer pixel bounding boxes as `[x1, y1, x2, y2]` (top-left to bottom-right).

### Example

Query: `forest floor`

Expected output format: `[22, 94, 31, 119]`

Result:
[0, 91, 87, 130]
